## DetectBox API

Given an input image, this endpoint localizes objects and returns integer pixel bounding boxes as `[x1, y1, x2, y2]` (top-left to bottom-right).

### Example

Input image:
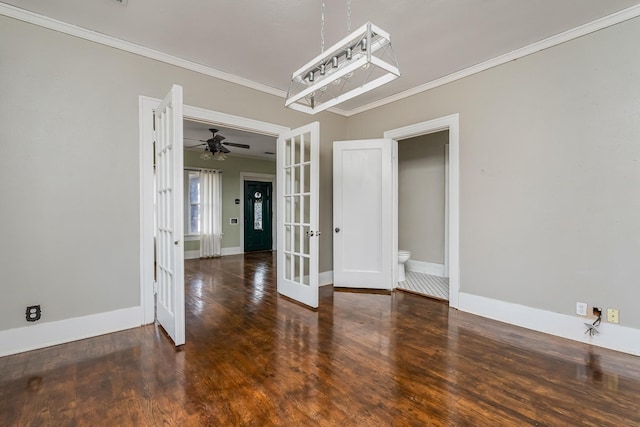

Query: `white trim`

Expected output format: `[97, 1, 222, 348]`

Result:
[139, 96, 156, 325]
[185, 250, 200, 259]
[319, 270, 334, 287]
[221, 246, 243, 256]
[444, 144, 449, 277]
[4, 2, 640, 117]
[406, 260, 445, 277]
[458, 293, 640, 357]
[385, 114, 460, 308]
[140, 97, 290, 325]
[0, 307, 141, 357]
[186, 247, 243, 258]
[239, 173, 277, 253]
[183, 106, 289, 137]
[0, 3, 284, 99]
[184, 234, 200, 242]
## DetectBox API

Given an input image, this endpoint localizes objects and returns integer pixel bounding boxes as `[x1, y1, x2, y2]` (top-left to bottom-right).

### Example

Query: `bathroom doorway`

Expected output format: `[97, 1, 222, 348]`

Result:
[384, 114, 460, 308]
[396, 131, 449, 300]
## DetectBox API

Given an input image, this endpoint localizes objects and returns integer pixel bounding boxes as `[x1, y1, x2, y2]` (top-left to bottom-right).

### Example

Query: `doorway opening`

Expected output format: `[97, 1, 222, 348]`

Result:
[139, 96, 289, 325]
[384, 114, 460, 308]
[182, 119, 278, 258]
[244, 180, 273, 252]
[395, 130, 449, 300]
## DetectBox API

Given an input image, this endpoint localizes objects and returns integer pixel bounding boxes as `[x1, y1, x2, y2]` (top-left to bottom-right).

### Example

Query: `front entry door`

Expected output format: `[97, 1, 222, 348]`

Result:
[333, 138, 395, 289]
[244, 181, 273, 252]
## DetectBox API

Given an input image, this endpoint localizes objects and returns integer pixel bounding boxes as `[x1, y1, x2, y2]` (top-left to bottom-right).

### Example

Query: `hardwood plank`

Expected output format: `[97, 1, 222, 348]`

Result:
[1, 251, 639, 426]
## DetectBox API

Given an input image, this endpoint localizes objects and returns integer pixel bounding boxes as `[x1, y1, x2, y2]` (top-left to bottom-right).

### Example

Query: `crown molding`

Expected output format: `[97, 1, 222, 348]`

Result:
[3, 2, 640, 118]
[0, 3, 288, 96]
[342, 3, 640, 117]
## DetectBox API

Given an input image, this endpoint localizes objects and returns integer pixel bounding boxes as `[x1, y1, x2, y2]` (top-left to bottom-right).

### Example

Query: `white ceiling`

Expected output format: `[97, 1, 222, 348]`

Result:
[3, 0, 640, 114]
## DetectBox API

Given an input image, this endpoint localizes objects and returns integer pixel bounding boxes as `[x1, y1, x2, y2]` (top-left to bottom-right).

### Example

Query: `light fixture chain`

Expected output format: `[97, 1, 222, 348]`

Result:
[321, 1, 326, 53]
[347, 0, 352, 33]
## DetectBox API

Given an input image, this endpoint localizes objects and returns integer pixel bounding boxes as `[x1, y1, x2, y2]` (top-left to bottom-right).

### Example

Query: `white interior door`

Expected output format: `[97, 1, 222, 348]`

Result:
[333, 139, 395, 289]
[277, 122, 320, 308]
[155, 84, 185, 346]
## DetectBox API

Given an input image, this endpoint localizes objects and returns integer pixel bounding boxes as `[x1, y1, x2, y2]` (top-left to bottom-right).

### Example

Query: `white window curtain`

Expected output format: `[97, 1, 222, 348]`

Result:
[200, 170, 222, 258]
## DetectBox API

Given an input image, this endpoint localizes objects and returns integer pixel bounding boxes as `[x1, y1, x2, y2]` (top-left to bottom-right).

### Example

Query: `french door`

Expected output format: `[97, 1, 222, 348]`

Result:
[154, 84, 185, 346]
[277, 122, 320, 308]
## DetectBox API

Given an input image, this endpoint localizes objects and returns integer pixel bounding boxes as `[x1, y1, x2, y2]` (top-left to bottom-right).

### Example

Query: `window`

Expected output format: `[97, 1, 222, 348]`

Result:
[186, 171, 200, 234]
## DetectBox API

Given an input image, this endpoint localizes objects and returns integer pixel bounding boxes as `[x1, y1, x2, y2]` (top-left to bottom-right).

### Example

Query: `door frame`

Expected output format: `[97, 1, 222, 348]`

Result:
[384, 113, 460, 308]
[239, 173, 277, 253]
[139, 96, 289, 324]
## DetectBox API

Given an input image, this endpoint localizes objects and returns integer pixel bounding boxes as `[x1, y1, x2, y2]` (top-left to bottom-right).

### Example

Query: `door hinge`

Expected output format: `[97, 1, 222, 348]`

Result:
[153, 281, 158, 295]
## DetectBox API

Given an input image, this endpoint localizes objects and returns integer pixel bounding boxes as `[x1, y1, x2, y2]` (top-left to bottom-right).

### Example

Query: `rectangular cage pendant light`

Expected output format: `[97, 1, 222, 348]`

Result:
[285, 22, 400, 115]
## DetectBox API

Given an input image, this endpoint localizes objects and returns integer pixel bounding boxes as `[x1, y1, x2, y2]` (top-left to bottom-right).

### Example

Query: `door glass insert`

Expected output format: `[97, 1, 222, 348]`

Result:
[254, 191, 263, 230]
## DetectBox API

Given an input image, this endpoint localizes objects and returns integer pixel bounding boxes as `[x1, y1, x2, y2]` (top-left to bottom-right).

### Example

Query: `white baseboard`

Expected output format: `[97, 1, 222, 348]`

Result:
[0, 306, 142, 357]
[186, 247, 242, 258]
[221, 246, 242, 256]
[319, 270, 333, 287]
[458, 293, 640, 357]
[406, 260, 445, 277]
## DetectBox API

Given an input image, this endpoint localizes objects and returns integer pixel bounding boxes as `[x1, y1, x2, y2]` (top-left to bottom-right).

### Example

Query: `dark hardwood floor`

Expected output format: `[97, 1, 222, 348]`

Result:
[1, 252, 639, 426]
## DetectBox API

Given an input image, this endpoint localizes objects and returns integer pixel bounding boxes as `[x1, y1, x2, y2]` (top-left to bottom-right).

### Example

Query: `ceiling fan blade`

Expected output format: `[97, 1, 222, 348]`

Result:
[223, 142, 250, 149]
[185, 142, 206, 148]
[219, 145, 231, 153]
[214, 135, 226, 143]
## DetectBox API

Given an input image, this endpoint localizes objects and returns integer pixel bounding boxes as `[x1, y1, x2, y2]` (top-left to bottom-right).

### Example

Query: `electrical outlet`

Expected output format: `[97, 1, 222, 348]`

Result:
[607, 308, 619, 324]
[576, 302, 587, 316]
[26, 305, 41, 322]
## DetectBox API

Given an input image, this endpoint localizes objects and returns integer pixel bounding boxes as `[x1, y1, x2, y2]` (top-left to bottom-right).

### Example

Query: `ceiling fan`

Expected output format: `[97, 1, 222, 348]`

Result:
[185, 128, 250, 160]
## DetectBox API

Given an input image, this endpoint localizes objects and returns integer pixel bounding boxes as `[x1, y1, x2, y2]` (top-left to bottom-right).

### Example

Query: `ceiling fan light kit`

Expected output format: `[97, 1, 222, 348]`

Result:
[190, 128, 248, 161]
[286, 21, 400, 115]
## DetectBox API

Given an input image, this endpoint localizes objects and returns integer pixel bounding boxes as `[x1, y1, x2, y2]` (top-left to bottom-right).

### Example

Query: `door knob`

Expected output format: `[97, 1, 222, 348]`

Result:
[335, 227, 340, 233]
[174, 240, 180, 245]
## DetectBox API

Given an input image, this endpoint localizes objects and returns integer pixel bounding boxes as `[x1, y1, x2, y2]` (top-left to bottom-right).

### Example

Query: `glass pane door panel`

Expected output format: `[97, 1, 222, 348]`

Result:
[304, 195, 311, 224]
[294, 255, 301, 283]
[303, 165, 311, 193]
[285, 225, 292, 251]
[285, 253, 292, 280]
[285, 139, 292, 167]
[303, 226, 310, 255]
[285, 196, 292, 223]
[294, 225, 301, 254]
[284, 168, 290, 194]
[295, 135, 302, 165]
[293, 167, 300, 194]
[302, 256, 310, 285]
[294, 196, 301, 224]
[303, 136, 311, 164]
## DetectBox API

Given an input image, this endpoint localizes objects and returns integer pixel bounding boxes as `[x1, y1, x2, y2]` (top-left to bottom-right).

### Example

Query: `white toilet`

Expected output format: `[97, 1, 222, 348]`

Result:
[398, 250, 411, 282]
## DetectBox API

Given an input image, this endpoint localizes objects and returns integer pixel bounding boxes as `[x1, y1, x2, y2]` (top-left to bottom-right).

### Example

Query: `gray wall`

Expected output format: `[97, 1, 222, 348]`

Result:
[0, 15, 346, 330]
[183, 151, 276, 252]
[398, 132, 447, 264]
[348, 17, 640, 328]
[3, 11, 640, 336]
